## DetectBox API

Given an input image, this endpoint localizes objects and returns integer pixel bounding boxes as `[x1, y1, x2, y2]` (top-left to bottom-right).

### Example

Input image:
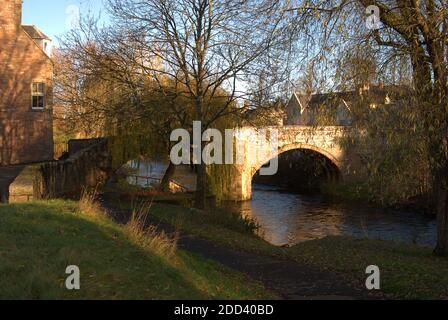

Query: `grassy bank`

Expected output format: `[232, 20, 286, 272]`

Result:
[290, 236, 448, 299]
[320, 182, 434, 214]
[0, 200, 275, 299]
[119, 196, 448, 299]
[320, 182, 370, 203]
[114, 197, 282, 257]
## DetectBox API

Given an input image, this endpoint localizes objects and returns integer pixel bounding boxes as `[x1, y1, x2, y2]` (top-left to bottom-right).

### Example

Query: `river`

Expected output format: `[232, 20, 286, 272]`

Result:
[225, 184, 436, 247]
[126, 161, 437, 248]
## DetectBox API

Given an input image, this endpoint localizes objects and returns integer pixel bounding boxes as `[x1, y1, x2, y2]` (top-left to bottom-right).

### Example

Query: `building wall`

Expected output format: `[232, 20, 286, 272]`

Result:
[285, 93, 352, 126]
[285, 95, 302, 125]
[0, 0, 54, 166]
[285, 94, 315, 126]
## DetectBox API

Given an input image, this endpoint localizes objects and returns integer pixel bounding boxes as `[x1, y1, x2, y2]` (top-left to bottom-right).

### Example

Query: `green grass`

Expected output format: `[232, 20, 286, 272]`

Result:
[118, 198, 448, 299]
[115, 198, 283, 257]
[155, 204, 283, 255]
[320, 182, 371, 203]
[290, 237, 448, 299]
[0, 200, 276, 300]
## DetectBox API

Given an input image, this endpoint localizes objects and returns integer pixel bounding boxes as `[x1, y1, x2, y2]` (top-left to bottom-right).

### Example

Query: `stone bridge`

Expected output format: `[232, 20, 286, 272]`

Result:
[30, 127, 357, 202]
[220, 125, 356, 201]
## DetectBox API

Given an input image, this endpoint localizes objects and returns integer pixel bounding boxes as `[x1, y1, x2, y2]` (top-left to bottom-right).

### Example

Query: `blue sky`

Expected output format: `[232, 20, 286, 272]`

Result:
[22, 0, 106, 45]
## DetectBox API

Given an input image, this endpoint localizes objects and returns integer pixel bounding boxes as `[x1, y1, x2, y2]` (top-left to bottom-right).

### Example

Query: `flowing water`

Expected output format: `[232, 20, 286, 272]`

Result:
[224, 184, 436, 247]
[126, 161, 437, 247]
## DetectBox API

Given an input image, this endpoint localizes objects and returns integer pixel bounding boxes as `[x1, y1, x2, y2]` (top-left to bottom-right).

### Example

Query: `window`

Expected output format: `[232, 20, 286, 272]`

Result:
[32, 82, 45, 109]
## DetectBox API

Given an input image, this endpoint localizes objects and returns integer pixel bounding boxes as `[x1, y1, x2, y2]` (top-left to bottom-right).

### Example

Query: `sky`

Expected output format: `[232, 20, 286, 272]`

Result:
[22, 0, 106, 45]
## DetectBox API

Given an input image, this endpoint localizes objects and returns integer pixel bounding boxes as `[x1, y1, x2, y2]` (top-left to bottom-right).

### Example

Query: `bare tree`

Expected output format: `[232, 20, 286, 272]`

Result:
[99, 0, 291, 208]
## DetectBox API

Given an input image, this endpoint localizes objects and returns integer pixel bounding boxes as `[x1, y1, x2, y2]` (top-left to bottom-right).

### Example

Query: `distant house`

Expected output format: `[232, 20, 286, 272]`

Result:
[285, 84, 409, 126]
[244, 102, 285, 127]
[0, 0, 54, 202]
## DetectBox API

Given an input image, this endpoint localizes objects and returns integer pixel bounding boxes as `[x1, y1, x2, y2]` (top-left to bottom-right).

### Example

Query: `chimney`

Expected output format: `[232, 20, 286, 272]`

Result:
[363, 83, 370, 91]
[16, 0, 23, 27]
[0, 0, 22, 31]
[358, 83, 370, 96]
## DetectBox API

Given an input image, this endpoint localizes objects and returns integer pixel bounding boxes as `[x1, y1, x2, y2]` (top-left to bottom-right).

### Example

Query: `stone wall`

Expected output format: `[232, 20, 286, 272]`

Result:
[0, 165, 24, 203]
[34, 139, 112, 199]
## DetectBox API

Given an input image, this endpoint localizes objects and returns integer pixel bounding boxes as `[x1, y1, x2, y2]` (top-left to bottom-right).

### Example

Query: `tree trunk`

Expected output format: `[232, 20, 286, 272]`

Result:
[193, 81, 207, 209]
[433, 133, 448, 256]
[411, 48, 448, 256]
[160, 161, 176, 192]
[434, 182, 448, 256]
[195, 161, 207, 209]
[193, 127, 208, 209]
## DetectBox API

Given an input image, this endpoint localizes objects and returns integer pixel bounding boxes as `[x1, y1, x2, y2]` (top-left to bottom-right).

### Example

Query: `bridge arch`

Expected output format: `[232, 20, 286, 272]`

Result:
[223, 126, 348, 201]
[238, 144, 341, 200]
[248, 142, 343, 179]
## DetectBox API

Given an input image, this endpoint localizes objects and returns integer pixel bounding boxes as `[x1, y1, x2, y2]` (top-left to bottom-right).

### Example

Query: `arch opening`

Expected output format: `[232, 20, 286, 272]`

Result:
[253, 148, 341, 193]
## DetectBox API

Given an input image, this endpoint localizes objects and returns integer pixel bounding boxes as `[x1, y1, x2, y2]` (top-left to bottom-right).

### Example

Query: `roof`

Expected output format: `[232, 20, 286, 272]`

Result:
[293, 85, 412, 111]
[293, 91, 355, 112]
[22, 25, 51, 40]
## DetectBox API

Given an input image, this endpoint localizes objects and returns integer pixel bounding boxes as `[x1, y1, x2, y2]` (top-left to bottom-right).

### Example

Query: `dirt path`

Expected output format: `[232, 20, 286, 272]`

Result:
[100, 194, 379, 300]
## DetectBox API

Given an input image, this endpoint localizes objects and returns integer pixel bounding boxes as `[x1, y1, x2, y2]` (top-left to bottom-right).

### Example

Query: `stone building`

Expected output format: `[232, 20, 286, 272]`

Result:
[285, 84, 409, 126]
[0, 0, 54, 202]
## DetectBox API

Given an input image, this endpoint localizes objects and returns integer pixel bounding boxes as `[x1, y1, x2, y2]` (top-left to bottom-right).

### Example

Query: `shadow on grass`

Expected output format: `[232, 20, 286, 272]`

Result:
[289, 236, 448, 299]
[109, 197, 448, 299]
[0, 201, 267, 299]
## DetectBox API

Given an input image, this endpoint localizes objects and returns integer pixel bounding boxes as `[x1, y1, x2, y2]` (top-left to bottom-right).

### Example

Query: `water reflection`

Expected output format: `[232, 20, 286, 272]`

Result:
[225, 184, 436, 247]
[124, 160, 437, 248]
[125, 160, 196, 191]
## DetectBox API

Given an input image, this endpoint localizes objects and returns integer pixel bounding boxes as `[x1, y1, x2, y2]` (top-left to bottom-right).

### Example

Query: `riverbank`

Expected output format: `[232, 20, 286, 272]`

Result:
[107, 193, 448, 299]
[4, 192, 447, 299]
[0, 200, 274, 299]
[102, 193, 376, 299]
[320, 182, 435, 215]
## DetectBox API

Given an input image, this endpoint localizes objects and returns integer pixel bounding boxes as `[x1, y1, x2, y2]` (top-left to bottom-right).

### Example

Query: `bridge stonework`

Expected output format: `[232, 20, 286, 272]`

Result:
[222, 126, 356, 201]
